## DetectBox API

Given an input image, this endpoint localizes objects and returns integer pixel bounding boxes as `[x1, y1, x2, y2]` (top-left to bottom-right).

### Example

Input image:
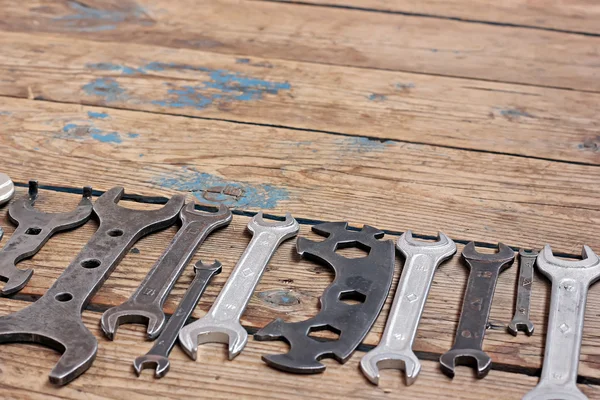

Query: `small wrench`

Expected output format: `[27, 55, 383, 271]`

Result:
[0, 173, 15, 206]
[134, 260, 222, 378]
[508, 249, 537, 336]
[440, 242, 515, 379]
[101, 202, 232, 340]
[360, 231, 456, 385]
[523, 245, 600, 400]
[179, 212, 299, 360]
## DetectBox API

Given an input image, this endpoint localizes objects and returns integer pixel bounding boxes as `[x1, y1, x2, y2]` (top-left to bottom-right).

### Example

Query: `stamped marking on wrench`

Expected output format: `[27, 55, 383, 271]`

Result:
[0, 188, 184, 385]
[508, 249, 537, 336]
[0, 181, 93, 295]
[134, 260, 222, 378]
[439, 242, 515, 379]
[101, 202, 232, 340]
[361, 231, 456, 385]
[523, 245, 600, 400]
[179, 212, 299, 360]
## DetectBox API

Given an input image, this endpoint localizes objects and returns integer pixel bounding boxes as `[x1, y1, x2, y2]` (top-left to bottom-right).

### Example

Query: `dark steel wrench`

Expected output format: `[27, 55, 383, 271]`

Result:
[101, 202, 232, 340]
[0, 187, 184, 385]
[134, 260, 222, 378]
[0, 181, 93, 295]
[439, 242, 515, 379]
[508, 249, 537, 336]
[523, 245, 600, 400]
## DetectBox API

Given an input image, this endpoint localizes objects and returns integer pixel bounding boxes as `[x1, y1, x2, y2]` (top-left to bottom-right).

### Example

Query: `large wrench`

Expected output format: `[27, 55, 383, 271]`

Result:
[101, 202, 232, 340]
[361, 231, 456, 385]
[179, 212, 299, 360]
[523, 245, 600, 400]
[0, 181, 93, 295]
[440, 242, 515, 379]
[134, 260, 222, 378]
[508, 249, 537, 336]
[0, 187, 184, 385]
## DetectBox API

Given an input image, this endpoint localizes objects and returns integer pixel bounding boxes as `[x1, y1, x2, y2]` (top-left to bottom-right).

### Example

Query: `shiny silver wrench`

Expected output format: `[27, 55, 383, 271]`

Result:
[179, 212, 299, 360]
[523, 245, 600, 400]
[360, 231, 456, 386]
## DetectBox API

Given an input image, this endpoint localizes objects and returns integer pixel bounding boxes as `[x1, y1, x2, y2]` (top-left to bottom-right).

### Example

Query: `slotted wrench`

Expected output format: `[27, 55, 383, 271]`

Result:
[361, 231, 456, 385]
[179, 212, 299, 360]
[440, 242, 515, 379]
[134, 260, 222, 378]
[523, 245, 600, 400]
[508, 249, 537, 336]
[0, 181, 93, 295]
[0, 187, 184, 385]
[101, 202, 231, 340]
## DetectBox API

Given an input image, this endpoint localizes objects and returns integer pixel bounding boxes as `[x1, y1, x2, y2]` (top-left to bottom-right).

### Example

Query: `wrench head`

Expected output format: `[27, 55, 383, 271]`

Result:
[536, 245, 600, 284]
[101, 303, 166, 341]
[439, 348, 492, 379]
[180, 202, 232, 226]
[507, 318, 534, 336]
[360, 347, 421, 386]
[396, 230, 456, 262]
[133, 354, 170, 379]
[178, 319, 248, 361]
[462, 242, 515, 268]
[247, 212, 299, 242]
[523, 382, 588, 400]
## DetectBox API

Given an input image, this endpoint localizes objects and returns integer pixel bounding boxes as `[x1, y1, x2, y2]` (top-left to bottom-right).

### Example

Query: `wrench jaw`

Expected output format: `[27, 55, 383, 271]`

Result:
[537, 245, 600, 280]
[133, 354, 170, 379]
[101, 305, 165, 341]
[360, 347, 421, 386]
[180, 202, 232, 226]
[247, 212, 300, 243]
[439, 348, 492, 379]
[523, 382, 588, 400]
[396, 231, 457, 262]
[462, 242, 515, 266]
[178, 320, 248, 361]
[507, 318, 535, 336]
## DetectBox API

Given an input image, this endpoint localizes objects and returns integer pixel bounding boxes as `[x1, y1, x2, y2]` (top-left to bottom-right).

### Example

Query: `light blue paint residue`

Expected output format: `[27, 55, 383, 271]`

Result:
[396, 83, 415, 90]
[0, 111, 12, 116]
[340, 137, 393, 153]
[82, 78, 126, 102]
[127, 133, 140, 138]
[91, 131, 122, 144]
[499, 108, 535, 119]
[59, 123, 139, 145]
[151, 167, 289, 209]
[54, 1, 148, 32]
[87, 111, 109, 119]
[236, 58, 251, 64]
[368, 93, 386, 102]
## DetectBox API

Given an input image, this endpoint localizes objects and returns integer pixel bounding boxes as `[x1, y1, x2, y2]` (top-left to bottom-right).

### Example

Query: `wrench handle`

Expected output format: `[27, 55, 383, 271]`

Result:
[514, 255, 535, 320]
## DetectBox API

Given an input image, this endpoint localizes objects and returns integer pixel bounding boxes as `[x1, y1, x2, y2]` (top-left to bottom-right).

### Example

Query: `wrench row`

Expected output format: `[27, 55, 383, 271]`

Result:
[0, 182, 597, 400]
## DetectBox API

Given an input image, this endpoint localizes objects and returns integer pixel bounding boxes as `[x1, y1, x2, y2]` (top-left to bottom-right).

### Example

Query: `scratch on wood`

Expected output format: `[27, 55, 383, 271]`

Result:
[52, 1, 152, 32]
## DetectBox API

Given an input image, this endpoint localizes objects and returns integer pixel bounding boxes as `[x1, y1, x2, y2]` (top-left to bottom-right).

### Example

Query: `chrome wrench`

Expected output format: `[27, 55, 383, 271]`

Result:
[179, 212, 299, 360]
[101, 202, 232, 340]
[0, 173, 14, 206]
[523, 245, 600, 400]
[134, 260, 222, 378]
[360, 231, 456, 385]
[508, 249, 537, 336]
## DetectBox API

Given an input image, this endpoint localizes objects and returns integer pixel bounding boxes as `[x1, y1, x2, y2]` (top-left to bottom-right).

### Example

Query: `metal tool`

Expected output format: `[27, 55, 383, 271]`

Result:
[523, 245, 600, 400]
[134, 260, 222, 378]
[101, 202, 232, 340]
[508, 249, 537, 336]
[439, 242, 515, 379]
[179, 212, 299, 361]
[0, 187, 184, 385]
[255, 222, 395, 374]
[0, 181, 93, 295]
[0, 173, 14, 206]
[361, 231, 456, 385]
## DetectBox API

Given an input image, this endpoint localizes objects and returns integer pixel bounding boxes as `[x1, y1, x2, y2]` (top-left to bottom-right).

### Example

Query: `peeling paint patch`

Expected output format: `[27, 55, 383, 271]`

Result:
[579, 136, 600, 152]
[53, 1, 151, 32]
[236, 58, 251, 64]
[0, 111, 12, 116]
[82, 78, 127, 102]
[257, 290, 301, 307]
[396, 82, 415, 92]
[497, 107, 535, 120]
[127, 133, 140, 138]
[87, 111, 109, 119]
[368, 93, 386, 102]
[339, 137, 393, 153]
[58, 123, 139, 145]
[151, 167, 289, 209]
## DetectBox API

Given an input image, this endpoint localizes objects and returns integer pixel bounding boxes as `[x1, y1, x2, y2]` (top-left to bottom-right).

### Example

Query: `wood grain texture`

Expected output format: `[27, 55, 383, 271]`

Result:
[267, 0, 600, 35]
[3, 189, 600, 382]
[0, 0, 598, 91]
[1, 32, 599, 165]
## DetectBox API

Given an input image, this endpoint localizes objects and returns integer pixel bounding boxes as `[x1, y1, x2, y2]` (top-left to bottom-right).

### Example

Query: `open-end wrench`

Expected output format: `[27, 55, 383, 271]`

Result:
[0, 173, 14, 206]
[0, 187, 184, 385]
[101, 202, 232, 340]
[0, 181, 93, 295]
[508, 249, 537, 336]
[439, 242, 515, 379]
[523, 245, 600, 400]
[361, 231, 456, 386]
[134, 260, 222, 378]
[179, 212, 299, 360]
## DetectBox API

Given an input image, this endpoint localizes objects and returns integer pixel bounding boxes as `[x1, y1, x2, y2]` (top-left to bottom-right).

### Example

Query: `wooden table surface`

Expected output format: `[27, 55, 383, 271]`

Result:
[0, 0, 599, 398]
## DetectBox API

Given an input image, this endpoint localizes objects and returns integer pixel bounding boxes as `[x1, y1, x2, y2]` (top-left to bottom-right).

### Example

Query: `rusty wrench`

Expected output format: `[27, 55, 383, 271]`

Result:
[0, 187, 184, 385]
[523, 245, 600, 400]
[361, 231, 456, 385]
[134, 260, 222, 378]
[439, 242, 515, 379]
[179, 212, 299, 360]
[101, 202, 231, 340]
[508, 249, 537, 336]
[0, 181, 93, 295]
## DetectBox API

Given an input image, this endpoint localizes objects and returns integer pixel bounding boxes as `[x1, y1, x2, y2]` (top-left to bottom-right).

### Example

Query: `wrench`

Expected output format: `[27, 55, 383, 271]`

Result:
[523, 245, 600, 400]
[179, 212, 299, 360]
[101, 202, 232, 340]
[508, 249, 537, 336]
[134, 260, 222, 378]
[360, 231, 456, 385]
[0, 181, 93, 295]
[0, 187, 184, 385]
[0, 173, 14, 206]
[439, 242, 515, 379]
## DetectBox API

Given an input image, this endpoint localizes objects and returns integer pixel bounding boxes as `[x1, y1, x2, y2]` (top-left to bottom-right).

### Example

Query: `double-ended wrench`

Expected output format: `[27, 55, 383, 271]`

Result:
[508, 249, 537, 336]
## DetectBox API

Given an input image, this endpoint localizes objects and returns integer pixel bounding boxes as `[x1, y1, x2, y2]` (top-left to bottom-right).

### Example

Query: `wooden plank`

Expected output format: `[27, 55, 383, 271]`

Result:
[271, 0, 600, 35]
[1, 300, 589, 400]
[3, 189, 600, 381]
[1, 32, 599, 165]
[0, 1, 598, 91]
[1, 98, 599, 252]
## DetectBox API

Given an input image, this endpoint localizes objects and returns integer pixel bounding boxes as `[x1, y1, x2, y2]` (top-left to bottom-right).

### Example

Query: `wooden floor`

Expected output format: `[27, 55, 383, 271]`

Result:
[0, 0, 599, 398]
